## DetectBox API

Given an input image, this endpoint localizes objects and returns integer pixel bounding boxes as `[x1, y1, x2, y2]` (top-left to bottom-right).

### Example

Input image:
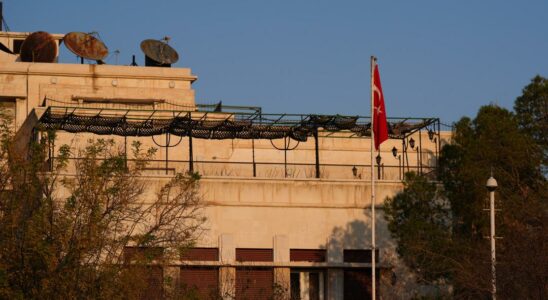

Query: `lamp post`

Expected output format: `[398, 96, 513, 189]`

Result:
[409, 137, 420, 174]
[376, 154, 382, 180]
[486, 174, 498, 300]
[392, 146, 401, 180]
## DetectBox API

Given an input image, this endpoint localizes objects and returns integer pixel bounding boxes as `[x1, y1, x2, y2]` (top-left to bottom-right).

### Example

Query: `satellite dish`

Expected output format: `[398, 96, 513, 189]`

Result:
[20, 31, 58, 63]
[63, 32, 109, 62]
[140, 39, 179, 67]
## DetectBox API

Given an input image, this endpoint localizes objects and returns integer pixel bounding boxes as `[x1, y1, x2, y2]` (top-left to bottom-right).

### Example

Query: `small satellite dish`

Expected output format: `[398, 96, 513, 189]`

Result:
[63, 32, 109, 62]
[20, 31, 58, 63]
[140, 39, 179, 67]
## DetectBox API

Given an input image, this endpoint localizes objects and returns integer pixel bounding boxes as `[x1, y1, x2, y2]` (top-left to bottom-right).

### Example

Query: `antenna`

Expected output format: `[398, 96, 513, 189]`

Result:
[20, 31, 58, 63]
[130, 54, 138, 66]
[63, 32, 109, 63]
[140, 38, 179, 67]
[113, 49, 120, 64]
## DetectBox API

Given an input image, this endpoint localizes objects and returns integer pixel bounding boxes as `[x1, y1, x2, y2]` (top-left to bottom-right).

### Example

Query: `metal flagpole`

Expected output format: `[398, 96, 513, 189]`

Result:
[370, 56, 377, 300]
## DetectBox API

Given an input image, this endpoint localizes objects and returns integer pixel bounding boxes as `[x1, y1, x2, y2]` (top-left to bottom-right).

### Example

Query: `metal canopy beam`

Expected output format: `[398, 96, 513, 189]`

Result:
[36, 106, 438, 142]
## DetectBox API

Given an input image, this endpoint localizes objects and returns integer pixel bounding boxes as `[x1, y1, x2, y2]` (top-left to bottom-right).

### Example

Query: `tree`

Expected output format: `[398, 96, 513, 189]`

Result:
[385, 101, 547, 298]
[514, 75, 547, 170]
[0, 110, 206, 299]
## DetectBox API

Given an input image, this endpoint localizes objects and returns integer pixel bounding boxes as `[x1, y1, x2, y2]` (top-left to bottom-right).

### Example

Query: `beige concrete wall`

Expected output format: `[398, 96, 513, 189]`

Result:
[0, 62, 196, 112]
[0, 29, 453, 297]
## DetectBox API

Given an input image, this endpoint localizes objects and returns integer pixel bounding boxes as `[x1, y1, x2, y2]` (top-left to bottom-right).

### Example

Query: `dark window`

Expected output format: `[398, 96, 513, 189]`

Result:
[309, 272, 320, 300]
[290, 272, 300, 300]
[343, 249, 379, 263]
[236, 248, 273, 262]
[181, 248, 219, 261]
[13, 39, 24, 54]
[290, 249, 326, 262]
[344, 269, 378, 300]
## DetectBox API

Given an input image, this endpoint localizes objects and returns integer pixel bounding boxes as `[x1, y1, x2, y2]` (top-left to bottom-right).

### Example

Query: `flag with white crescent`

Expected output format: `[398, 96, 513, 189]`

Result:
[373, 63, 388, 150]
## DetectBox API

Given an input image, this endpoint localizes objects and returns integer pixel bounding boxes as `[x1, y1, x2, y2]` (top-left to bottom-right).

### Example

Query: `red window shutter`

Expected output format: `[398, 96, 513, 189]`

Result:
[180, 267, 219, 299]
[181, 248, 219, 261]
[236, 268, 273, 300]
[290, 249, 326, 262]
[126, 265, 163, 300]
[123, 247, 164, 263]
[236, 248, 273, 262]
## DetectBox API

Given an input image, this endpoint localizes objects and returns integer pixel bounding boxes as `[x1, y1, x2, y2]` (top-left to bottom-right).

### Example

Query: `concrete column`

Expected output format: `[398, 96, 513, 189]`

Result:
[15, 98, 26, 131]
[273, 235, 290, 299]
[163, 265, 180, 299]
[327, 237, 344, 300]
[219, 234, 236, 300]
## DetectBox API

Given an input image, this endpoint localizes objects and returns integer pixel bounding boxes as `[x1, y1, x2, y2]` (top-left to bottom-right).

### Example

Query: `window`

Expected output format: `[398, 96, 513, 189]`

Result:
[236, 248, 273, 262]
[13, 39, 24, 54]
[236, 267, 273, 300]
[180, 266, 219, 299]
[290, 249, 326, 262]
[180, 248, 220, 298]
[343, 249, 379, 263]
[123, 247, 164, 300]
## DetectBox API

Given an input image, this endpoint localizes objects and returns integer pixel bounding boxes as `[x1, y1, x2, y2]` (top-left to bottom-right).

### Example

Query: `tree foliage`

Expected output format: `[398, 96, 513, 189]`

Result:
[385, 77, 547, 299]
[0, 112, 206, 299]
[514, 75, 548, 170]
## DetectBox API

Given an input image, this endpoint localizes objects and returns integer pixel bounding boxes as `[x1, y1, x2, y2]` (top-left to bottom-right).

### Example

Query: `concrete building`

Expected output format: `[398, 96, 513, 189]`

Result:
[0, 30, 450, 299]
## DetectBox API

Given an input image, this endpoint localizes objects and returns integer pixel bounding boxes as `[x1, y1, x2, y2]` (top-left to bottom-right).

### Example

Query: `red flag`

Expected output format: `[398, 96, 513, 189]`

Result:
[373, 63, 388, 150]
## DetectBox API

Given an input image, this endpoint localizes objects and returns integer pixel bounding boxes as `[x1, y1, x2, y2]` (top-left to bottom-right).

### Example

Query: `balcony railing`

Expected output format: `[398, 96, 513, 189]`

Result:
[48, 157, 436, 181]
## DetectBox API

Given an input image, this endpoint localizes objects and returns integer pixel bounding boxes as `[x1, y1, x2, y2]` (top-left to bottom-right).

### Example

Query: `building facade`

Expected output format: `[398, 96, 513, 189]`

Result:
[0, 30, 450, 299]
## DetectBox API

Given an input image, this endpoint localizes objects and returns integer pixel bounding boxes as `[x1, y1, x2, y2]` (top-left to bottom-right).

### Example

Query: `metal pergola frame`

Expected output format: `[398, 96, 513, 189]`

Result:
[35, 105, 441, 179]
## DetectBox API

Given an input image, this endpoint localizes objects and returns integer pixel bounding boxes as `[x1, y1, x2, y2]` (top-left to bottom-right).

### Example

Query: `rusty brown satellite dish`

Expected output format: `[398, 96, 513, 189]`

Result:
[63, 32, 108, 61]
[140, 39, 179, 66]
[20, 31, 58, 63]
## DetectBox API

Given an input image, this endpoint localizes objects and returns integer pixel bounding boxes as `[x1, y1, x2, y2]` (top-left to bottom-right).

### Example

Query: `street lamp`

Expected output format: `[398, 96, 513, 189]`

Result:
[409, 137, 415, 149]
[428, 129, 435, 141]
[486, 174, 498, 300]
[376, 154, 382, 180]
[392, 146, 402, 180]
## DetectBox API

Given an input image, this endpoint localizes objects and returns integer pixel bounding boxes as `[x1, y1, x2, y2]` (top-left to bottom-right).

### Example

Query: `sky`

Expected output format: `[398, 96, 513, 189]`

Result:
[3, 0, 547, 124]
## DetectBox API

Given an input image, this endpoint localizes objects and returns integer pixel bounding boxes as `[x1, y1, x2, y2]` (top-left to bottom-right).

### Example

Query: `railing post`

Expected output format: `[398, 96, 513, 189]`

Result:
[398, 155, 402, 180]
[314, 129, 320, 179]
[252, 138, 256, 177]
[188, 131, 193, 173]
[124, 136, 128, 170]
[419, 128, 423, 175]
[165, 133, 169, 175]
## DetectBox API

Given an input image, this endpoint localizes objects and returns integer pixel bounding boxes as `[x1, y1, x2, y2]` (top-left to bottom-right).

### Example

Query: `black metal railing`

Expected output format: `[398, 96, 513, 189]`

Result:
[48, 157, 436, 181]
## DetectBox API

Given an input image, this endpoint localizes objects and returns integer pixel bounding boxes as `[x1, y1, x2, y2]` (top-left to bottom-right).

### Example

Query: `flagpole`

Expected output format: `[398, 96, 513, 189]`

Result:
[370, 55, 377, 300]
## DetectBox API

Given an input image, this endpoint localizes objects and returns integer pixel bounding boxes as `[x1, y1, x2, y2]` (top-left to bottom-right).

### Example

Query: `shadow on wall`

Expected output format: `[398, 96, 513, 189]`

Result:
[320, 211, 429, 299]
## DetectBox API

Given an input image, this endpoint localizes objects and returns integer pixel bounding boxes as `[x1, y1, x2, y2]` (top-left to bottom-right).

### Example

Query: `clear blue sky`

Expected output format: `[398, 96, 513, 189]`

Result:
[4, 0, 547, 123]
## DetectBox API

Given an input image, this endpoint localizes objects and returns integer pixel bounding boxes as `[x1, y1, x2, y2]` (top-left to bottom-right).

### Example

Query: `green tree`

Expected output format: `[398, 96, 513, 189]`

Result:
[385, 101, 547, 298]
[514, 75, 547, 169]
[0, 111, 206, 299]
